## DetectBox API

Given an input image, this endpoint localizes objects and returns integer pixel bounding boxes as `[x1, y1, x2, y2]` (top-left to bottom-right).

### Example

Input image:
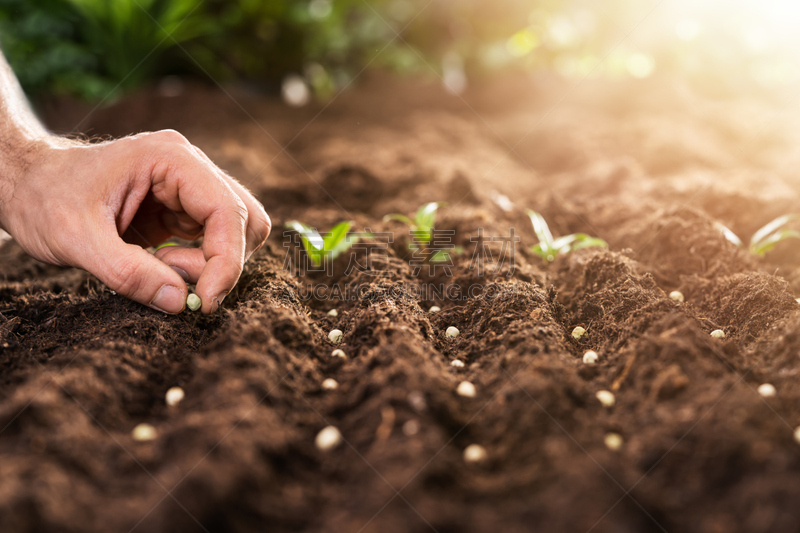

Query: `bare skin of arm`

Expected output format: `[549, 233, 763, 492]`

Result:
[0, 51, 270, 314]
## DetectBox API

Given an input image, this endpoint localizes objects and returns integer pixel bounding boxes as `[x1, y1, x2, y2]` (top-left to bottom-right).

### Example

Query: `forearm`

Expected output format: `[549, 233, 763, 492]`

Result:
[0, 50, 60, 227]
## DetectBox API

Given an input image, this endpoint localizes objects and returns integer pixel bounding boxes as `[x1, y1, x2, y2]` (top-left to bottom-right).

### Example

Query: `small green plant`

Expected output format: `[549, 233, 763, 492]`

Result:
[286, 220, 356, 267]
[384, 202, 443, 246]
[527, 210, 607, 262]
[715, 214, 800, 257]
[384, 202, 461, 262]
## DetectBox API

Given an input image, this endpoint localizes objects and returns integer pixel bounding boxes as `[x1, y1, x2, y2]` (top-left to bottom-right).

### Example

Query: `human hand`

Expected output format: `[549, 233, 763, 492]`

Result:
[0, 130, 270, 314]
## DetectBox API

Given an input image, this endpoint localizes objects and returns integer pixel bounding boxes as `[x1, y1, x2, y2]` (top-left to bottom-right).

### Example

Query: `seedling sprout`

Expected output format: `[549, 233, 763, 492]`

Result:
[715, 214, 800, 257]
[384, 202, 461, 262]
[286, 220, 357, 267]
[527, 210, 607, 263]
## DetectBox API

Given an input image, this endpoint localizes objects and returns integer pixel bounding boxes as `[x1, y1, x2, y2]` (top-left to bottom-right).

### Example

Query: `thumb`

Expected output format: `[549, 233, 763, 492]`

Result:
[84, 230, 188, 314]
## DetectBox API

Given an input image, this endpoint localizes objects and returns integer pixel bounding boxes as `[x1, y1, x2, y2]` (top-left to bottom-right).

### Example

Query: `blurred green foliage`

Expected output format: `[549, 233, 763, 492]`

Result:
[0, 0, 795, 102]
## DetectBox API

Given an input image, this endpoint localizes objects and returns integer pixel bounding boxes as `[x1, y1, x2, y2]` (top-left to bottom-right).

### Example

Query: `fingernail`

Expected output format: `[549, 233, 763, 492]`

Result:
[212, 291, 228, 312]
[150, 285, 185, 314]
[170, 266, 190, 281]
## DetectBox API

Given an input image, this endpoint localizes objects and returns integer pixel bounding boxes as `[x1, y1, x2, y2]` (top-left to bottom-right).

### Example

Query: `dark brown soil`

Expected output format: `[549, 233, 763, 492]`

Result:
[2, 72, 800, 532]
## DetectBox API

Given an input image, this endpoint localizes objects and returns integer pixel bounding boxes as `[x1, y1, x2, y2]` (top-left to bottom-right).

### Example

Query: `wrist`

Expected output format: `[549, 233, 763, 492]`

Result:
[0, 134, 56, 232]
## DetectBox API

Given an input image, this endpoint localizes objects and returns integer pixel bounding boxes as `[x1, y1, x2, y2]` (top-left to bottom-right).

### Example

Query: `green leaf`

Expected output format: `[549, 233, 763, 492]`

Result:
[411, 228, 432, 246]
[382, 213, 414, 227]
[526, 210, 554, 252]
[530, 243, 556, 262]
[750, 228, 800, 257]
[287, 220, 324, 266]
[750, 214, 800, 251]
[570, 234, 608, 250]
[714, 221, 743, 248]
[414, 202, 442, 230]
[324, 221, 355, 260]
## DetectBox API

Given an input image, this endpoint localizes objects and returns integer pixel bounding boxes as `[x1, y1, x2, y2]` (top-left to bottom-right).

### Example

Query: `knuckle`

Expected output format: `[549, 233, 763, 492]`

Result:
[252, 208, 271, 244]
[107, 253, 147, 298]
[153, 129, 189, 145]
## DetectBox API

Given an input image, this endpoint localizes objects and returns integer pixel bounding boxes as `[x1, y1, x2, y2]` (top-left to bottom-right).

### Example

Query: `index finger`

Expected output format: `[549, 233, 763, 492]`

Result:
[149, 141, 248, 313]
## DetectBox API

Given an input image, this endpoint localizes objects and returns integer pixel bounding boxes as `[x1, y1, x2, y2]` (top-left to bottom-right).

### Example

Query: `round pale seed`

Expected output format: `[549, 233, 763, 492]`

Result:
[572, 326, 586, 339]
[596, 390, 616, 408]
[758, 383, 776, 397]
[710, 329, 725, 339]
[315, 426, 342, 451]
[186, 294, 201, 312]
[446, 326, 460, 338]
[463, 444, 488, 464]
[604, 432, 623, 451]
[669, 291, 684, 303]
[132, 423, 157, 442]
[165, 387, 185, 407]
[583, 350, 599, 364]
[328, 329, 343, 344]
[457, 381, 476, 398]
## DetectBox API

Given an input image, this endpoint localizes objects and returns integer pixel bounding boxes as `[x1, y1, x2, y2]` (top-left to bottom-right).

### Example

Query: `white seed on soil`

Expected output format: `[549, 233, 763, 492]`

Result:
[583, 350, 599, 364]
[710, 329, 725, 339]
[457, 381, 476, 398]
[132, 423, 157, 442]
[408, 391, 427, 412]
[794, 426, 800, 445]
[446, 326, 460, 338]
[403, 419, 420, 436]
[463, 444, 488, 464]
[186, 294, 201, 312]
[327, 309, 338, 317]
[796, 298, 800, 305]
[165, 386, 185, 407]
[758, 383, 776, 398]
[429, 306, 441, 313]
[322, 378, 339, 391]
[331, 349, 347, 359]
[669, 291, 684, 303]
[328, 329, 343, 344]
[596, 390, 616, 408]
[572, 326, 586, 340]
[450, 359, 465, 368]
[604, 432, 623, 451]
[315, 426, 343, 451]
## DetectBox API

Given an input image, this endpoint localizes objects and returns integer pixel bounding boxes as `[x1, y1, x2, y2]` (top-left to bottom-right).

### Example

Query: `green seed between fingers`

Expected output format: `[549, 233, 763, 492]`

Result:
[186, 294, 202, 311]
